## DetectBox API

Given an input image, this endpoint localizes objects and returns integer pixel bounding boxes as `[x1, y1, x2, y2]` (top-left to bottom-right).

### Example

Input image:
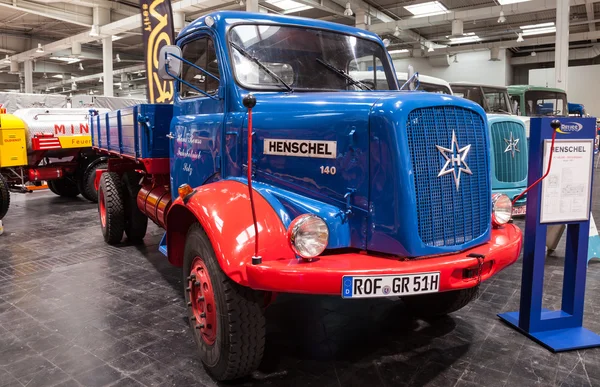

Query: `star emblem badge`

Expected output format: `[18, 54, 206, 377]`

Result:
[504, 132, 520, 158]
[436, 130, 472, 190]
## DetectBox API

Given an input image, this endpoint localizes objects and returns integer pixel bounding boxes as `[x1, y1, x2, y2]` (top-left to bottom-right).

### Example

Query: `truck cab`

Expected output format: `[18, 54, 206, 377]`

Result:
[91, 11, 522, 381]
[451, 82, 528, 214]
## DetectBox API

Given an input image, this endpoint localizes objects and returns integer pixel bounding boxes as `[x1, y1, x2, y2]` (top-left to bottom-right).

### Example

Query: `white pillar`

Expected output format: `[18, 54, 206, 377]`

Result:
[246, 0, 258, 13]
[24, 60, 33, 93]
[102, 37, 113, 96]
[555, 0, 570, 91]
[355, 8, 370, 30]
[174, 11, 185, 33]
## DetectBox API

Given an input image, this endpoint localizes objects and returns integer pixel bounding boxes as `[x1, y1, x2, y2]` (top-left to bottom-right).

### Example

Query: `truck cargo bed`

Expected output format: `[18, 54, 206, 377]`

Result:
[91, 104, 172, 160]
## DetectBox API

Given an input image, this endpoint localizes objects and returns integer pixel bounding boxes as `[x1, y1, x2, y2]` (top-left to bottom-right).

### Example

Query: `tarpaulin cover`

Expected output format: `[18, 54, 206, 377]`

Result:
[0, 92, 67, 113]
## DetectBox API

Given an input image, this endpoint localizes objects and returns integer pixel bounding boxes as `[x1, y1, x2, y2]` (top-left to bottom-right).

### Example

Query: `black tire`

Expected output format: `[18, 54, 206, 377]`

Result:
[98, 172, 125, 245]
[80, 161, 107, 203]
[402, 286, 480, 317]
[47, 180, 59, 195]
[121, 171, 147, 243]
[183, 224, 266, 381]
[48, 178, 80, 198]
[0, 174, 10, 220]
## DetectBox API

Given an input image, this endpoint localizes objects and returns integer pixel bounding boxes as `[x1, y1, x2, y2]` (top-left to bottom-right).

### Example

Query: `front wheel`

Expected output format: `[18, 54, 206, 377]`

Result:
[402, 286, 480, 317]
[183, 224, 266, 381]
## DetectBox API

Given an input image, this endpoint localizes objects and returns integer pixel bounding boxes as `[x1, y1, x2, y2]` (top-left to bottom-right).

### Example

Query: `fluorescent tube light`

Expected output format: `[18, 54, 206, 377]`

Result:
[520, 22, 554, 30]
[521, 27, 556, 36]
[404, 1, 449, 17]
[265, 0, 312, 13]
[498, 0, 530, 4]
[388, 49, 409, 54]
[449, 35, 481, 44]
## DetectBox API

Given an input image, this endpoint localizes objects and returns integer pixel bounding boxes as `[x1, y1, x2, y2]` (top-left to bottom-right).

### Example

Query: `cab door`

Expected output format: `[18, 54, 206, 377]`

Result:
[170, 34, 224, 193]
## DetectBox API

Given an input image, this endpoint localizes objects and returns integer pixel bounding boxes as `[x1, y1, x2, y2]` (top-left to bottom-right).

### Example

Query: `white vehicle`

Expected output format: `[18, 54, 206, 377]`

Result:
[349, 70, 453, 95]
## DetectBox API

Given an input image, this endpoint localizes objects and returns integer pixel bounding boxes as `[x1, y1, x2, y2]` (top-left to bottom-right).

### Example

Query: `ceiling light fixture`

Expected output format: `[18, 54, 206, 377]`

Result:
[116, 54, 121, 62]
[79, 62, 84, 71]
[3, 55, 10, 64]
[99, 76, 103, 83]
[89, 25, 99, 37]
[119, 84, 123, 90]
[404, 1, 449, 18]
[498, 0, 530, 4]
[520, 22, 554, 29]
[43, 72, 48, 79]
[427, 43, 434, 52]
[239, 0, 244, 5]
[264, 0, 313, 14]
[516, 33, 524, 42]
[521, 26, 556, 36]
[394, 26, 401, 37]
[36, 43, 44, 53]
[498, 11, 506, 23]
[531, 51, 537, 56]
[344, 2, 353, 16]
[453, 55, 459, 63]
[388, 49, 409, 54]
[448, 35, 481, 44]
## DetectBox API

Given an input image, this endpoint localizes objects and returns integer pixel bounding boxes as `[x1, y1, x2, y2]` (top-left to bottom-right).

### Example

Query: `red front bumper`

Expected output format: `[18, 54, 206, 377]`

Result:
[246, 223, 522, 295]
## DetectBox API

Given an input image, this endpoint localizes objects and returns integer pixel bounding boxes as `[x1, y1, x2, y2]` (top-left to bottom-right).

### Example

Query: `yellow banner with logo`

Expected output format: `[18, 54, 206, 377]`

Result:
[140, 0, 175, 104]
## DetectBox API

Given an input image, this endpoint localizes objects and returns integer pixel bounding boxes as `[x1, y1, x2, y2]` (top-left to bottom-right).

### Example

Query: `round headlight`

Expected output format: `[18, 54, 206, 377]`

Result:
[287, 214, 329, 259]
[492, 193, 512, 226]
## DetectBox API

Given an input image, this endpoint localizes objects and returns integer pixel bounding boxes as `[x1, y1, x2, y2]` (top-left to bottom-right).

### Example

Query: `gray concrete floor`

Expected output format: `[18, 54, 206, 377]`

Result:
[1, 174, 600, 386]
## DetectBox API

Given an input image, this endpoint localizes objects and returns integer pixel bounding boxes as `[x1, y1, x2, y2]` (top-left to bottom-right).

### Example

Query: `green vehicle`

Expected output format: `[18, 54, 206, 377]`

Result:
[507, 85, 568, 139]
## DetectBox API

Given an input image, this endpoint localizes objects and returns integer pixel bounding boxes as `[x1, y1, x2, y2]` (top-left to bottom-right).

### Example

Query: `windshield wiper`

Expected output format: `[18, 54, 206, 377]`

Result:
[316, 58, 373, 91]
[230, 42, 293, 92]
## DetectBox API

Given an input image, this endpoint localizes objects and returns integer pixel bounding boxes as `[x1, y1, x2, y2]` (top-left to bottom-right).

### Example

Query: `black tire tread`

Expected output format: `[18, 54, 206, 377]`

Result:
[403, 285, 479, 317]
[183, 224, 265, 381]
[48, 178, 80, 198]
[99, 172, 125, 245]
[121, 171, 147, 243]
[81, 161, 107, 203]
[0, 174, 10, 220]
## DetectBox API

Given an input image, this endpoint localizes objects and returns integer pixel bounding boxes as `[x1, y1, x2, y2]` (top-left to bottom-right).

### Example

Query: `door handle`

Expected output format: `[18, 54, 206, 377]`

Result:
[166, 132, 175, 139]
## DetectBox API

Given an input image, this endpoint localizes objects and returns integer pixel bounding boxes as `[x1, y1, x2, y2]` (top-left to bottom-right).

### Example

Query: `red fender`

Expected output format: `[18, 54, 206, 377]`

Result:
[165, 180, 295, 285]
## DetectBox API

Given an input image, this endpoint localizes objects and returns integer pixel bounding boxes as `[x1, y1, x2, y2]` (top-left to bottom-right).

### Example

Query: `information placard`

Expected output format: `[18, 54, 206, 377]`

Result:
[540, 139, 594, 223]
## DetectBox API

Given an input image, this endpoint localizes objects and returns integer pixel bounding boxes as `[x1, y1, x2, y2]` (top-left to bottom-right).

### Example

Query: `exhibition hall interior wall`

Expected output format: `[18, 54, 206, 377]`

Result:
[392, 49, 512, 87]
[529, 65, 600, 117]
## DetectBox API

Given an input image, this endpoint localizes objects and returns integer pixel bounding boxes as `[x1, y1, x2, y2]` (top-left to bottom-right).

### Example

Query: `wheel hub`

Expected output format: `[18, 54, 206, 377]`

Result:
[99, 188, 106, 228]
[188, 256, 217, 345]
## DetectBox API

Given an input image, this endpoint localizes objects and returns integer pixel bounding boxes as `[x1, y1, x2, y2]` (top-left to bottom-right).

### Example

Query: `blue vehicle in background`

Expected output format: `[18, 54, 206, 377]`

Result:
[568, 102, 586, 117]
[91, 11, 523, 381]
[451, 82, 528, 215]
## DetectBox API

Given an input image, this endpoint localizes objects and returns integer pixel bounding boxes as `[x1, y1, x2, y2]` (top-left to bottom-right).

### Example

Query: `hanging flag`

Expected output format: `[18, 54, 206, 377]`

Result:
[139, 0, 175, 104]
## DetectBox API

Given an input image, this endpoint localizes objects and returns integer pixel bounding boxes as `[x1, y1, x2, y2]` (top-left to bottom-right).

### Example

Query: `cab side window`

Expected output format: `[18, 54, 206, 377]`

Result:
[180, 37, 220, 98]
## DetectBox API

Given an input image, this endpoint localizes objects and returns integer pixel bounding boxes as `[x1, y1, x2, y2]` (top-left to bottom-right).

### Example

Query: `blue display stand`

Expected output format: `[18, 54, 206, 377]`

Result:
[499, 117, 600, 352]
[588, 214, 600, 264]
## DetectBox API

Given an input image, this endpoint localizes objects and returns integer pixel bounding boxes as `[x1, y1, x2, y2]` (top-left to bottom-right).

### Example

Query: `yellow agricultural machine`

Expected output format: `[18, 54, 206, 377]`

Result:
[0, 106, 109, 220]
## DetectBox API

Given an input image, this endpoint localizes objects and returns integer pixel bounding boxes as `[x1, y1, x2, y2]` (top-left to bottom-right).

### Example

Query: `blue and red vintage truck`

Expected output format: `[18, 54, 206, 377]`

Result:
[91, 11, 523, 381]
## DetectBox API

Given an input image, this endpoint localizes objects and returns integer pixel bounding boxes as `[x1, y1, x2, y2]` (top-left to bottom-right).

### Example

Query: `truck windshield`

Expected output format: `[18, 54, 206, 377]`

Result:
[228, 24, 395, 91]
[525, 91, 567, 116]
[417, 82, 451, 95]
[453, 85, 511, 113]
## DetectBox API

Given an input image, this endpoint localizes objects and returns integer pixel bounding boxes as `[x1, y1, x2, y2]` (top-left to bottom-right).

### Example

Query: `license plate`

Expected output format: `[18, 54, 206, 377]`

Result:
[341, 272, 440, 299]
[512, 205, 526, 216]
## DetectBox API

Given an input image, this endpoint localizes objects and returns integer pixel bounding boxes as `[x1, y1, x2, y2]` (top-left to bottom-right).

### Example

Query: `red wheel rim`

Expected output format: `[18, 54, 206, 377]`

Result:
[188, 256, 217, 345]
[99, 188, 106, 228]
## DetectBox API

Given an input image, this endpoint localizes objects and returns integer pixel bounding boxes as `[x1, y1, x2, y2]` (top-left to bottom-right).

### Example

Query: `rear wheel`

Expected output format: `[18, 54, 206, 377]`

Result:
[0, 174, 10, 220]
[402, 285, 480, 317]
[121, 171, 147, 243]
[183, 224, 266, 381]
[98, 172, 125, 245]
[80, 161, 107, 203]
[48, 178, 80, 198]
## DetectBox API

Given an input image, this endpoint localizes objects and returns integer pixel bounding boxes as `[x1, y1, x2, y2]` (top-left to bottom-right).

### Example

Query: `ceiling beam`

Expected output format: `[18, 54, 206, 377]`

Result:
[368, 0, 590, 35]
[33, 64, 145, 90]
[511, 44, 600, 64]
[585, 0, 597, 42]
[0, 0, 94, 27]
[292, 0, 349, 18]
[395, 30, 600, 57]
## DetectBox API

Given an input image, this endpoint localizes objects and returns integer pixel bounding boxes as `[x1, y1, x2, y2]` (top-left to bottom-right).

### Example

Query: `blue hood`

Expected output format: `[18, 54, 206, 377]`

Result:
[250, 91, 492, 256]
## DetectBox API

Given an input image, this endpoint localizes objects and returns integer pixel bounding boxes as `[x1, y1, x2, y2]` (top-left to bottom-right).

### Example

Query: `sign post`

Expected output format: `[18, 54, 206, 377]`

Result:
[498, 116, 600, 352]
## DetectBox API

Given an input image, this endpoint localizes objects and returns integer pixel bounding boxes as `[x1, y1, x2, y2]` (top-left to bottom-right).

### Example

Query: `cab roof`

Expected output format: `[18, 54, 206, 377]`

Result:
[507, 85, 566, 94]
[450, 81, 507, 90]
[178, 11, 384, 45]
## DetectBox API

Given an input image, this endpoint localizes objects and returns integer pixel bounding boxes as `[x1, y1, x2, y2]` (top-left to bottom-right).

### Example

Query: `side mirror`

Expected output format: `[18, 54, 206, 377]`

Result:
[158, 45, 183, 80]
